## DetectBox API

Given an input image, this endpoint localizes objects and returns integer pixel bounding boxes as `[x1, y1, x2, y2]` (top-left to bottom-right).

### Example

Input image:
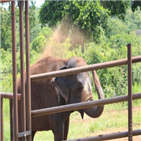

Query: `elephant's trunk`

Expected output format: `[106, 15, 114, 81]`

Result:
[82, 71, 104, 118]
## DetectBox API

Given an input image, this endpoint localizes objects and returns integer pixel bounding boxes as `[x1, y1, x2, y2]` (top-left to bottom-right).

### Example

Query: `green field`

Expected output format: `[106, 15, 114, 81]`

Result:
[28, 100, 141, 140]
[3, 98, 141, 141]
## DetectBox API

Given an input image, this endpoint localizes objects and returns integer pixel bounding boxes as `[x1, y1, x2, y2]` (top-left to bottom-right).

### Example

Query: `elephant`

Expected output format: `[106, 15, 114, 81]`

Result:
[17, 56, 104, 141]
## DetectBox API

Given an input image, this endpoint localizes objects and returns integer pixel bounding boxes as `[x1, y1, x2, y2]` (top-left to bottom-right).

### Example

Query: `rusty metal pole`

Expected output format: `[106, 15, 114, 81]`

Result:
[25, 0, 32, 140]
[11, 1, 18, 141]
[31, 93, 141, 117]
[127, 44, 133, 141]
[31, 56, 141, 81]
[19, 1, 26, 140]
[68, 129, 141, 141]
[0, 98, 4, 141]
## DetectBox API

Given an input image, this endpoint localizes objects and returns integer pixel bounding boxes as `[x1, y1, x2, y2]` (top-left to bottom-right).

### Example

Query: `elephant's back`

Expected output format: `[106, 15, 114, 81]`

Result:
[30, 56, 67, 75]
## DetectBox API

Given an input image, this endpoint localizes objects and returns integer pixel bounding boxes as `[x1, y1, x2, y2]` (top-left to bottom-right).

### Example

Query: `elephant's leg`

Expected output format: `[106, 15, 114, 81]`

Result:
[52, 115, 65, 141]
[32, 131, 36, 141]
[64, 119, 70, 140]
[53, 123, 65, 141]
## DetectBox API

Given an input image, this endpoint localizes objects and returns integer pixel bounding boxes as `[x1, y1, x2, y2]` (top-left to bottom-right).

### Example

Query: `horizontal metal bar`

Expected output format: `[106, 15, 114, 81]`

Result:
[67, 129, 141, 141]
[0, 0, 11, 3]
[31, 56, 141, 81]
[18, 130, 31, 138]
[31, 93, 141, 117]
[0, 92, 21, 100]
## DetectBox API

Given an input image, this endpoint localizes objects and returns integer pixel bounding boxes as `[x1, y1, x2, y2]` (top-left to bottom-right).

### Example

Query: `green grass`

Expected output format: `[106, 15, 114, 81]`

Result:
[3, 99, 10, 141]
[27, 98, 141, 140]
[2, 94, 141, 140]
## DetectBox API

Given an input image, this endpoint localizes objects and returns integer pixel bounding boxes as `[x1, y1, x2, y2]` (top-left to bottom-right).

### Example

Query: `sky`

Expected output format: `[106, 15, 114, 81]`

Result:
[0, 0, 45, 8]
[34, 0, 45, 8]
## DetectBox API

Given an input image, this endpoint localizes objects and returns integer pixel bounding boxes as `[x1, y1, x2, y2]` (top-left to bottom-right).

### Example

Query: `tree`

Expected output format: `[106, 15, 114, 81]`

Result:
[39, 1, 131, 52]
[131, 0, 141, 12]
[0, 7, 12, 51]
[100, 1, 130, 20]
[0, 1, 38, 50]
[39, 0, 140, 39]
[31, 35, 46, 52]
[39, 1, 109, 41]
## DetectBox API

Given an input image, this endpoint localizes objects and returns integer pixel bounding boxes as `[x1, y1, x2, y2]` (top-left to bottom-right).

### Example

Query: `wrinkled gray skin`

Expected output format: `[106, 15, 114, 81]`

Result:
[17, 56, 104, 141]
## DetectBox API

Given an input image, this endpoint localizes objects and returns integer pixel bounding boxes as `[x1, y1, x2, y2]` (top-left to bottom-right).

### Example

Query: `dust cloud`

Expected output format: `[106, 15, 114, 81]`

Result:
[38, 18, 84, 60]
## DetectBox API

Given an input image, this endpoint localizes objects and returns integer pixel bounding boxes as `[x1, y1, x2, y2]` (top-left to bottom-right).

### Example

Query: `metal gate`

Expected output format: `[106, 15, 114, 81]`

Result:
[0, 0, 141, 141]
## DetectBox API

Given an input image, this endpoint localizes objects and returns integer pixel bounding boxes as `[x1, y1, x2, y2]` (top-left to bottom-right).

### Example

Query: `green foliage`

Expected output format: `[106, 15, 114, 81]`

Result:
[39, 1, 64, 27]
[131, 0, 141, 12]
[39, 27, 53, 39]
[29, 4, 43, 42]
[30, 23, 42, 42]
[31, 35, 46, 52]
[79, 43, 128, 97]
[64, 1, 109, 40]
[1, 49, 12, 74]
[29, 0, 36, 30]
[30, 49, 41, 65]
[39, 1, 134, 43]
[1, 2, 38, 51]
[47, 38, 73, 58]
[101, 1, 130, 20]
[39, 1, 109, 41]
[0, 7, 12, 51]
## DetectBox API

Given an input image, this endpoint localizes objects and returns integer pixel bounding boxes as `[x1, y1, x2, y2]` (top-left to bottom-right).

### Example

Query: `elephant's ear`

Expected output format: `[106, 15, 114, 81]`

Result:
[51, 66, 69, 103]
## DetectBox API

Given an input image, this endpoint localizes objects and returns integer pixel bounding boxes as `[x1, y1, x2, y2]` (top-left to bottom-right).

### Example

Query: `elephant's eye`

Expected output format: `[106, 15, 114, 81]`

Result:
[77, 83, 83, 91]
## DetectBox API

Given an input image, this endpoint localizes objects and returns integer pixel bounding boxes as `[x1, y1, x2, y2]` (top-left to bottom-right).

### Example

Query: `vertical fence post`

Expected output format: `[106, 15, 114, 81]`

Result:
[127, 43, 133, 141]
[11, 1, 18, 140]
[18, 1, 26, 140]
[25, 0, 32, 140]
[0, 98, 4, 141]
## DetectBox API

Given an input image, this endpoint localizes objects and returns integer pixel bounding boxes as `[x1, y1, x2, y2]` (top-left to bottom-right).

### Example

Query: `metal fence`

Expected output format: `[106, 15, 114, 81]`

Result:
[0, 1, 31, 141]
[0, 0, 141, 141]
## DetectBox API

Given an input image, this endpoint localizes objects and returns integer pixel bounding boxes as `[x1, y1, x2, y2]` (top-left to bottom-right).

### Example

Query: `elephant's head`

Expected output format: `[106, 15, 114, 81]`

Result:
[51, 57, 104, 118]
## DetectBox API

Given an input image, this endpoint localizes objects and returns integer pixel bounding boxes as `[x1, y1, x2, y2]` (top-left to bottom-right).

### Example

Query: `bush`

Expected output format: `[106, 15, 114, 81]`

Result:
[31, 35, 46, 52]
